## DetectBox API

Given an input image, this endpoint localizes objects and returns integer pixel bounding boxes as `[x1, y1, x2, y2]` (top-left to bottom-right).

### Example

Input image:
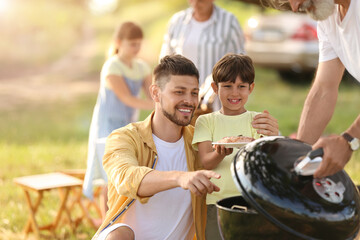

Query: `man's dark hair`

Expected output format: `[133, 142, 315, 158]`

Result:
[153, 55, 199, 89]
[212, 53, 255, 85]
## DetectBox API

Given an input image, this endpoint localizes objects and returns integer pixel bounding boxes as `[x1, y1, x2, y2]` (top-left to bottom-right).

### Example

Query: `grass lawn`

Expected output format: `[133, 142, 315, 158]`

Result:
[0, 95, 96, 239]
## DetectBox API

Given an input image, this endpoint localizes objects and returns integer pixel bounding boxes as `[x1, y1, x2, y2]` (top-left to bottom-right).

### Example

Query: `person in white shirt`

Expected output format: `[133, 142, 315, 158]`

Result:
[263, 0, 360, 178]
[160, 0, 245, 111]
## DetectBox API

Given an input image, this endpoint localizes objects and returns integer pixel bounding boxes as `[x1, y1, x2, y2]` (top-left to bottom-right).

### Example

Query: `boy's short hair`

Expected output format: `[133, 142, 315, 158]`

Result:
[153, 55, 199, 89]
[212, 53, 255, 85]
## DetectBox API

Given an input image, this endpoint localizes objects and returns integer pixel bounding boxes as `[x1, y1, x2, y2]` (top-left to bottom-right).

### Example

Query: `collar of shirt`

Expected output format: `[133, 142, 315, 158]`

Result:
[184, 4, 219, 25]
[135, 111, 195, 155]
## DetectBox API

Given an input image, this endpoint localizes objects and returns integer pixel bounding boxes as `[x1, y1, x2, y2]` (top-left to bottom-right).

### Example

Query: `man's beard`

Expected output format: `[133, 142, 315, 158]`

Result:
[301, 0, 335, 21]
[161, 102, 195, 126]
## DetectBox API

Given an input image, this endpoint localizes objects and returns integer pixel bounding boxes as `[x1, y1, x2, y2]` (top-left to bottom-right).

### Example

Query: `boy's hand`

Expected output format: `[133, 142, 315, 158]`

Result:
[252, 110, 279, 136]
[213, 144, 233, 156]
[178, 170, 221, 197]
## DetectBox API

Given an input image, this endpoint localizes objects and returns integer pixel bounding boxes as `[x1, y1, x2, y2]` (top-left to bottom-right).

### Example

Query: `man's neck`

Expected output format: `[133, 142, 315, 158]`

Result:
[335, 0, 350, 20]
[193, 5, 214, 22]
[151, 111, 183, 143]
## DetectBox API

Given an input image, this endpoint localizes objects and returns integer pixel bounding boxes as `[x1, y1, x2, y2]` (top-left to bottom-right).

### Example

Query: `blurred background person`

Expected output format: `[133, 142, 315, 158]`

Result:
[159, 0, 245, 113]
[83, 21, 154, 225]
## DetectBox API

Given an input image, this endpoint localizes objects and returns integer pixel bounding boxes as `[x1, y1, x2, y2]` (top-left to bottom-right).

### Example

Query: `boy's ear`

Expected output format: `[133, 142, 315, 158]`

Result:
[249, 83, 255, 93]
[150, 84, 161, 102]
[211, 82, 218, 94]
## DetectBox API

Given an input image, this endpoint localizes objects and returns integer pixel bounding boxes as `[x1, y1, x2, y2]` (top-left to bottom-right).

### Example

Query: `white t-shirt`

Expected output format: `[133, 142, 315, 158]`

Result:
[182, 18, 212, 70]
[317, 0, 360, 82]
[121, 135, 195, 240]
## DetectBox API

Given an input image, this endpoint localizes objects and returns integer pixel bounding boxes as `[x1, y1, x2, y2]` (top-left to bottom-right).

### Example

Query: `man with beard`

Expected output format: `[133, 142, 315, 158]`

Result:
[262, 0, 360, 178]
[92, 54, 220, 240]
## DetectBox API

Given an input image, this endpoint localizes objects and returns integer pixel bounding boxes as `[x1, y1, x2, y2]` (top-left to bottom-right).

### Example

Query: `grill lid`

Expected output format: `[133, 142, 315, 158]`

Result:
[231, 136, 360, 240]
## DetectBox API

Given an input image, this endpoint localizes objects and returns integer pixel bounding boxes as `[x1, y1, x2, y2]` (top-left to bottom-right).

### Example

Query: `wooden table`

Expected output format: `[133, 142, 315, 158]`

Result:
[14, 172, 84, 238]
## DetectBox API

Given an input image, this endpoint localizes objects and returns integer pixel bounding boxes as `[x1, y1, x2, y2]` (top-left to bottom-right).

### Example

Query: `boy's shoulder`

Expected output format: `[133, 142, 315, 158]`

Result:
[196, 111, 219, 121]
[246, 110, 261, 116]
[237, 111, 261, 120]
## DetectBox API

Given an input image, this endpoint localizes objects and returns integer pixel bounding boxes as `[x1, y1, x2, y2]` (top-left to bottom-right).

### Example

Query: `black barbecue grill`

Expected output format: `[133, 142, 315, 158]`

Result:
[216, 136, 360, 240]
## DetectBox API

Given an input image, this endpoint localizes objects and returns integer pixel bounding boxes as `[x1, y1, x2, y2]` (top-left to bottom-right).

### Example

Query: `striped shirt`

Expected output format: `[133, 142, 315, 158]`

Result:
[160, 5, 246, 86]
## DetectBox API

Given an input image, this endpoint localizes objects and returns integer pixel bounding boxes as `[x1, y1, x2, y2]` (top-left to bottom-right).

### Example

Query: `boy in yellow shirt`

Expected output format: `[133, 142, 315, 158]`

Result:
[192, 53, 279, 239]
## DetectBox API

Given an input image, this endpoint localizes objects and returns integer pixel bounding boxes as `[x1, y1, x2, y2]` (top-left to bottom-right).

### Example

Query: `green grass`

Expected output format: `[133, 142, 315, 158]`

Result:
[0, 95, 96, 239]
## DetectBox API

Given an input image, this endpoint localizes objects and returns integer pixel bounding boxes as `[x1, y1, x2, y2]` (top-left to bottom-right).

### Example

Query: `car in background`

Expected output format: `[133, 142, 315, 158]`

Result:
[244, 12, 318, 82]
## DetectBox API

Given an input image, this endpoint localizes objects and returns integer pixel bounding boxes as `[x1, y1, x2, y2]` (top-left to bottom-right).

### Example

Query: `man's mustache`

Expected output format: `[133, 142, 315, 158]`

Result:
[176, 104, 196, 110]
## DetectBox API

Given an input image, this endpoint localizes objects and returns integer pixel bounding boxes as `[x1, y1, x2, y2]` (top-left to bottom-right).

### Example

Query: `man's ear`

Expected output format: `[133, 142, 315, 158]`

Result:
[249, 82, 255, 93]
[150, 84, 161, 102]
[211, 82, 219, 94]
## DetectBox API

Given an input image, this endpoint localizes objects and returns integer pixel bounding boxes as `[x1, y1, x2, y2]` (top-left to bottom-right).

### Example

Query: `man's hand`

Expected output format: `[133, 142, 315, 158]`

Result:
[313, 135, 353, 178]
[178, 170, 221, 197]
[252, 110, 279, 136]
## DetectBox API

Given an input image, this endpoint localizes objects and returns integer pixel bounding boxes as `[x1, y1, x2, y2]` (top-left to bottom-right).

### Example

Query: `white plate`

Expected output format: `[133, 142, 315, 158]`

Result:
[212, 142, 248, 148]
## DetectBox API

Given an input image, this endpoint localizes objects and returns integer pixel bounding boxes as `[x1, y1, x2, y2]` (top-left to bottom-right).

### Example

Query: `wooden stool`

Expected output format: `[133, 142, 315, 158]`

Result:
[14, 172, 83, 238]
[60, 169, 105, 229]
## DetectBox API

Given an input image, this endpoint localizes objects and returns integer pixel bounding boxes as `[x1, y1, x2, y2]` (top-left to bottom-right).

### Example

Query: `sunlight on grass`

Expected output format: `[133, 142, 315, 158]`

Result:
[0, 95, 95, 239]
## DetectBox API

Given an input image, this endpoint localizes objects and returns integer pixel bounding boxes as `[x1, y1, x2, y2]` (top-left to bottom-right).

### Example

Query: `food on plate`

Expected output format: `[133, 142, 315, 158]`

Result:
[217, 135, 255, 143]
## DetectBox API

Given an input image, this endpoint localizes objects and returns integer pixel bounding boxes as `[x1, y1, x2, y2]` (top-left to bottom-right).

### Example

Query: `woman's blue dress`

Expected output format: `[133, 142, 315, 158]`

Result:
[83, 56, 151, 199]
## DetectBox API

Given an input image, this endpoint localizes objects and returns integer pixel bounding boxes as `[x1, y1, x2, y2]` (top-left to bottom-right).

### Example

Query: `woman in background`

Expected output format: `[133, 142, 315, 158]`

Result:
[83, 22, 154, 226]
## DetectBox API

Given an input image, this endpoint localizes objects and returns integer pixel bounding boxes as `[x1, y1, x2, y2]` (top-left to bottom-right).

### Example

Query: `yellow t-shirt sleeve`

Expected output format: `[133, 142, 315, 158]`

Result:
[192, 114, 213, 151]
